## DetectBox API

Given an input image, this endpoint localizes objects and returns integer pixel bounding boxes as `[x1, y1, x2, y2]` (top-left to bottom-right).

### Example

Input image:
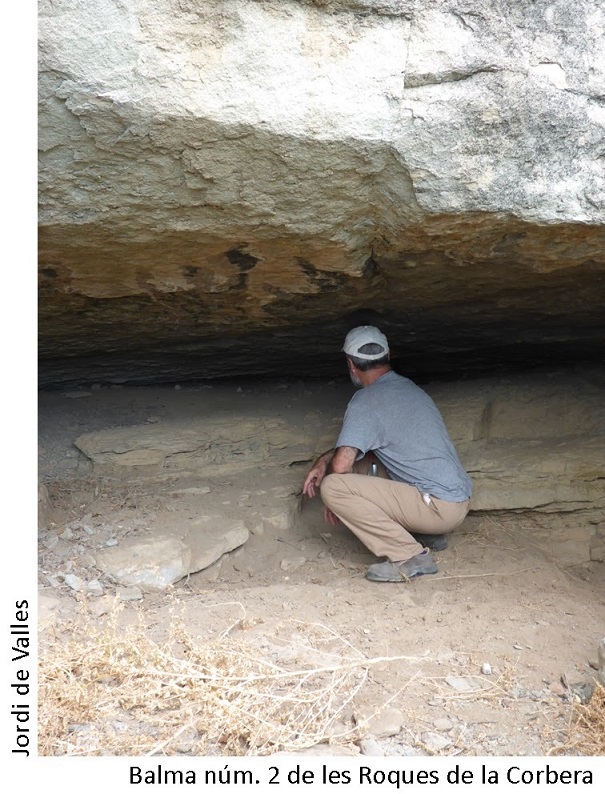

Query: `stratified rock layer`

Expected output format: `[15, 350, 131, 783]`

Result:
[74, 368, 605, 514]
[38, 1, 605, 385]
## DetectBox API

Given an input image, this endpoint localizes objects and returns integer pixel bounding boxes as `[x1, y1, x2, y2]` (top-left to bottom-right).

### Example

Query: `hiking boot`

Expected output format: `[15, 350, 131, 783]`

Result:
[411, 532, 448, 551]
[366, 549, 438, 582]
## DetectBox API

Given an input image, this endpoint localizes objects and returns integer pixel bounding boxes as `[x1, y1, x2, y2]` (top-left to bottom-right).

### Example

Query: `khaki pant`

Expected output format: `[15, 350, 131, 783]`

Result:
[320, 456, 470, 562]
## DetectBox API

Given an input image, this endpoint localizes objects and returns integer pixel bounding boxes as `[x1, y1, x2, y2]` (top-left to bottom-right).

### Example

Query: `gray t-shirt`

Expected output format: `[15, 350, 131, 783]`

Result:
[336, 370, 472, 502]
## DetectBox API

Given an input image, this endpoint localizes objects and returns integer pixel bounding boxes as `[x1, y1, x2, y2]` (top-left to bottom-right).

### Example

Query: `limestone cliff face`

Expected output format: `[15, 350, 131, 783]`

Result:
[38, 0, 605, 385]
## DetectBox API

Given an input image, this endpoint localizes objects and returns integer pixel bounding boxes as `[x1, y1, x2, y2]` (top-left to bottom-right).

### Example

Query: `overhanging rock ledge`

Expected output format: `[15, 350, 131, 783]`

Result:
[38, 0, 605, 385]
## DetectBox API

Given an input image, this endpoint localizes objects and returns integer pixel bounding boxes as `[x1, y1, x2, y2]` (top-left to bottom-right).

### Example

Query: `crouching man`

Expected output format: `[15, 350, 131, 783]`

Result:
[302, 326, 472, 582]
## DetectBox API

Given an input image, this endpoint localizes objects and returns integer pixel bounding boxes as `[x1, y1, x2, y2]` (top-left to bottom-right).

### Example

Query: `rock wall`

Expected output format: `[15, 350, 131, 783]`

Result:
[72, 368, 605, 514]
[38, 0, 605, 384]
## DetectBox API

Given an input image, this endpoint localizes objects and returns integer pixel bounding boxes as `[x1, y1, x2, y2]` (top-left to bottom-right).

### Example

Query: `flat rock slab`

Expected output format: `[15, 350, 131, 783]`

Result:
[445, 676, 478, 693]
[184, 516, 249, 573]
[74, 416, 313, 475]
[95, 536, 193, 590]
[95, 517, 249, 590]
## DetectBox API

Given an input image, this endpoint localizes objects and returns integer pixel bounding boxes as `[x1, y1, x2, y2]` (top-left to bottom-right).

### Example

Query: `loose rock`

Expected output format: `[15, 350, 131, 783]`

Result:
[445, 676, 476, 693]
[87, 579, 104, 596]
[357, 707, 405, 739]
[280, 557, 307, 572]
[117, 586, 143, 602]
[422, 732, 452, 753]
[64, 574, 84, 592]
[359, 737, 385, 756]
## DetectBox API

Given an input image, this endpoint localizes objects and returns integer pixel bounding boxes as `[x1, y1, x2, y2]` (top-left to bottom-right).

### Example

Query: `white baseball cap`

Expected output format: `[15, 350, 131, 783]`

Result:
[342, 326, 389, 360]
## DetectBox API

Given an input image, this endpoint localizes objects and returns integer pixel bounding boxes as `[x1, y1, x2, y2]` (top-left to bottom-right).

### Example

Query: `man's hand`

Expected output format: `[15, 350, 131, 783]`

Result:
[323, 506, 340, 525]
[302, 460, 328, 498]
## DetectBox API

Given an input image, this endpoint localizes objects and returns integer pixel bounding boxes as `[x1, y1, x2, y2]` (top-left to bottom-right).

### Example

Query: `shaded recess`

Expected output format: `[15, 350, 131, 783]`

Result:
[38, 215, 605, 387]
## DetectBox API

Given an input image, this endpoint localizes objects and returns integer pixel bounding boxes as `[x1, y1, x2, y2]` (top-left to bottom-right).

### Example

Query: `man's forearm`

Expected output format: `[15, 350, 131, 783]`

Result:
[328, 445, 359, 474]
[313, 449, 335, 468]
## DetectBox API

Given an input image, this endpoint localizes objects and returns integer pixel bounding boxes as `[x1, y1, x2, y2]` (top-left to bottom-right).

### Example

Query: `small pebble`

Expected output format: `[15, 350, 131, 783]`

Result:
[359, 737, 385, 756]
[422, 732, 451, 752]
[363, 707, 405, 739]
[105, 538, 118, 547]
[68, 723, 92, 733]
[549, 681, 567, 697]
[445, 676, 475, 692]
[482, 662, 493, 675]
[175, 729, 199, 754]
[87, 579, 104, 596]
[117, 586, 143, 602]
[280, 556, 307, 572]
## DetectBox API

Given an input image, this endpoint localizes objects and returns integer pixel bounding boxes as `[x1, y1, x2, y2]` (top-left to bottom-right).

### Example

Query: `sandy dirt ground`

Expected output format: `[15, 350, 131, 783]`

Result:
[37, 377, 605, 757]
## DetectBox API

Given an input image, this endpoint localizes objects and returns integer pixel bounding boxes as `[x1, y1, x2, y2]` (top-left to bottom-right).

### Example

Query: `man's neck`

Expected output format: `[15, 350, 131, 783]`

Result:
[359, 365, 391, 388]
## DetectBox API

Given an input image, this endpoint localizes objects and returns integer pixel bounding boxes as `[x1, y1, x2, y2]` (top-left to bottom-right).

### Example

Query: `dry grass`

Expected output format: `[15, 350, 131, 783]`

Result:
[552, 683, 605, 756]
[39, 602, 416, 757]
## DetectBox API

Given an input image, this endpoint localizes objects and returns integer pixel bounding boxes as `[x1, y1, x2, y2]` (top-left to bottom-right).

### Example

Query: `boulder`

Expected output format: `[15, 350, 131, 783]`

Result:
[95, 518, 249, 590]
